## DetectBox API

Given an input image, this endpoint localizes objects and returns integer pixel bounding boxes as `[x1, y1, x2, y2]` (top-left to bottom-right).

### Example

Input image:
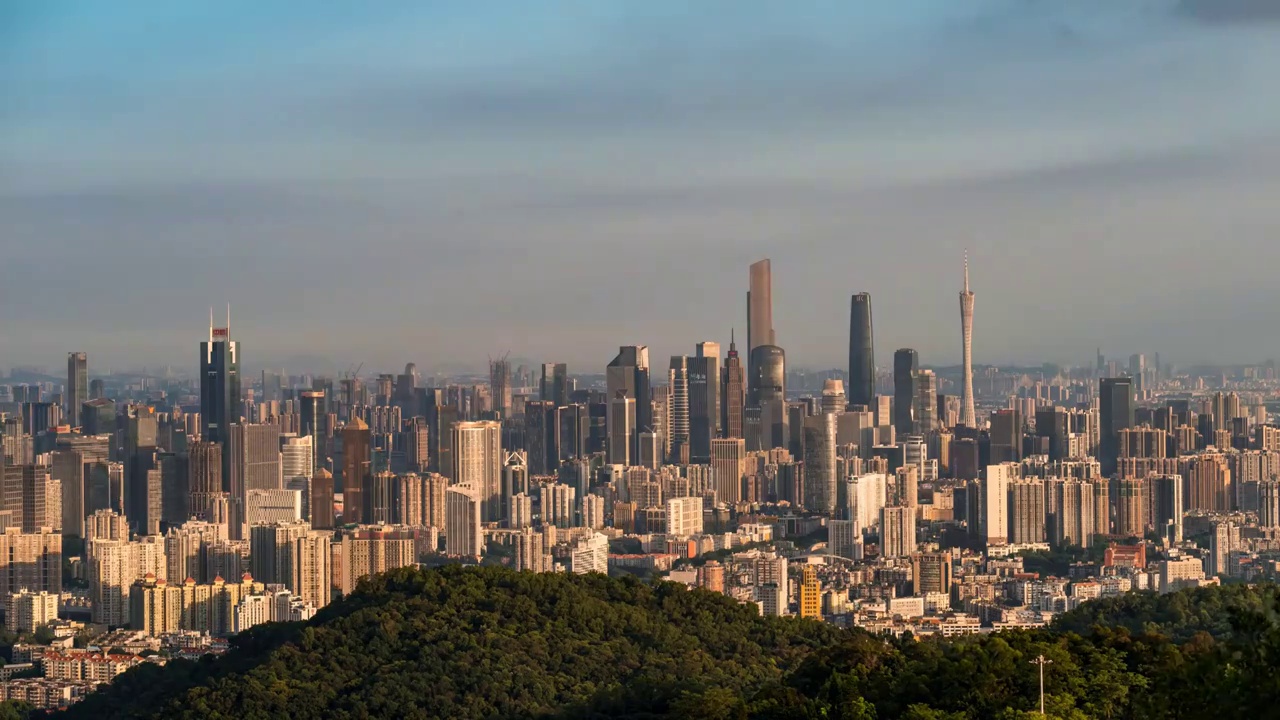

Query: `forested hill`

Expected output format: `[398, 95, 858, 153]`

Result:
[56, 568, 1280, 719]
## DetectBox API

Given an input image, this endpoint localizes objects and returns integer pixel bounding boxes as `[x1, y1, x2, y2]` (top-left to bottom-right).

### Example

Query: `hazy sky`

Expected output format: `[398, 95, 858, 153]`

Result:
[4, 1, 1280, 375]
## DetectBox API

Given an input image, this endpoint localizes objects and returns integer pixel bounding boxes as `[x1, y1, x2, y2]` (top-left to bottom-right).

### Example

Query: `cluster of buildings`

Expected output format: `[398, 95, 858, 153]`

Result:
[3, 257, 1280, 707]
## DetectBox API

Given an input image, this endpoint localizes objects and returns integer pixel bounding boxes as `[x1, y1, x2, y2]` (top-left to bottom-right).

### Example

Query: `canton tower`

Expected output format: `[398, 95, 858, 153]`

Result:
[959, 253, 976, 428]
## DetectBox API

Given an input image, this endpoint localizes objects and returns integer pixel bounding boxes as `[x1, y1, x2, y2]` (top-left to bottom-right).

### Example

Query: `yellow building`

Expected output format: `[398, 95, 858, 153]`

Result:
[798, 565, 821, 620]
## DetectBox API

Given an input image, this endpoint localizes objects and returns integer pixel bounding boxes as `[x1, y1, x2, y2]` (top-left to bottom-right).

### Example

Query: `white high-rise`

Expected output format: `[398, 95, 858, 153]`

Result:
[281, 435, 313, 486]
[984, 463, 1012, 547]
[452, 421, 503, 522]
[959, 252, 976, 428]
[666, 496, 703, 537]
[445, 483, 483, 559]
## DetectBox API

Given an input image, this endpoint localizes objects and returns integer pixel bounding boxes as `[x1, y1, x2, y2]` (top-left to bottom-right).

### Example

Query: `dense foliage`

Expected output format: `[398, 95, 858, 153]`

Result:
[51, 569, 1280, 719]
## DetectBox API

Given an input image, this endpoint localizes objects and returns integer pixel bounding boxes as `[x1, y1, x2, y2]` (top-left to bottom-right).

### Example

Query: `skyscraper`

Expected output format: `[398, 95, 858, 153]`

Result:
[914, 370, 938, 435]
[746, 259, 775, 362]
[893, 349, 918, 437]
[666, 356, 690, 463]
[720, 332, 745, 439]
[341, 417, 371, 525]
[749, 345, 787, 451]
[200, 309, 242, 446]
[489, 356, 512, 419]
[959, 254, 976, 428]
[605, 346, 651, 460]
[66, 352, 87, 428]
[540, 363, 569, 407]
[1099, 377, 1134, 475]
[802, 414, 837, 515]
[452, 420, 503, 522]
[847, 293, 874, 408]
[688, 342, 721, 464]
[445, 483, 483, 559]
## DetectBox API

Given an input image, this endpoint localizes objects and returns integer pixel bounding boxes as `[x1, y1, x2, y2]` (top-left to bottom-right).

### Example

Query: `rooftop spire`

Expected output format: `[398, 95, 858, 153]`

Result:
[963, 250, 970, 293]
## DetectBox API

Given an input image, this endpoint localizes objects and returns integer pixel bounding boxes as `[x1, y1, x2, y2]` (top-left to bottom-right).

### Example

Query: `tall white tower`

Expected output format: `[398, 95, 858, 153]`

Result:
[959, 252, 976, 428]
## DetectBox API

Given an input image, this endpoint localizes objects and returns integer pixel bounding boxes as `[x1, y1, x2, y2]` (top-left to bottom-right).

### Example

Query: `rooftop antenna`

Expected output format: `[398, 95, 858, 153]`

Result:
[963, 249, 970, 293]
[226, 303, 231, 333]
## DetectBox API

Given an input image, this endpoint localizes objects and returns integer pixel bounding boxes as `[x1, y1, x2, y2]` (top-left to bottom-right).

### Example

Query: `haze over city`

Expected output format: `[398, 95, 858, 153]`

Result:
[4, 1, 1280, 371]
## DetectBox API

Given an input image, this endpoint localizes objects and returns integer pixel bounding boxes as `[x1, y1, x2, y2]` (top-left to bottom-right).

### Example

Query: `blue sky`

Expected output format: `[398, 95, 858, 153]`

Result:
[3, 1, 1280, 374]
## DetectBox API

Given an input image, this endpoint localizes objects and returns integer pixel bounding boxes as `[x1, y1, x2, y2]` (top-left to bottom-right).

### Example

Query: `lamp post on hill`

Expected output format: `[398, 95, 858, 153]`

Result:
[1030, 654, 1052, 716]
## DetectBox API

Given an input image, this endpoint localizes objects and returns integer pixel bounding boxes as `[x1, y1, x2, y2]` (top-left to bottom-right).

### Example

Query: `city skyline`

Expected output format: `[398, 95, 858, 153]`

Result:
[5, 3, 1280, 369]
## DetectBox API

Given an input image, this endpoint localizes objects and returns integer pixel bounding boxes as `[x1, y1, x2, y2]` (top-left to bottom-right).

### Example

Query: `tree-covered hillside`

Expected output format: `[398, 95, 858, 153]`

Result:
[54, 568, 1280, 719]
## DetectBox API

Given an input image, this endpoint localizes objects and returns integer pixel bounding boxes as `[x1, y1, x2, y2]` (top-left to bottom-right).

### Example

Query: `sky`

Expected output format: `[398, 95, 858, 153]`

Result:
[3, 1, 1280, 375]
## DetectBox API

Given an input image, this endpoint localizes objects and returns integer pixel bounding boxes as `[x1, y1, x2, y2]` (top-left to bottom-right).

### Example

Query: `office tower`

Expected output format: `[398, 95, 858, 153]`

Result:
[892, 349, 918, 437]
[1035, 407, 1070, 461]
[249, 521, 310, 586]
[66, 352, 87, 427]
[958, 254, 976, 427]
[746, 259, 775, 364]
[489, 356, 512, 419]
[51, 434, 110, 539]
[445, 483, 483, 559]
[689, 342, 721, 463]
[711, 438, 747, 506]
[523, 401, 556, 476]
[1099, 377, 1134, 475]
[340, 417, 371, 525]
[798, 565, 820, 619]
[989, 408, 1022, 463]
[819, 380, 847, 416]
[847, 293, 874, 407]
[310, 468, 334, 530]
[81, 398, 117, 440]
[1053, 480, 1095, 549]
[914, 370, 938, 434]
[983, 464, 1012, 547]
[666, 357, 690, 462]
[606, 395, 634, 467]
[606, 346, 651, 461]
[452, 420, 503, 522]
[802, 414, 837, 515]
[880, 506, 917, 558]
[749, 345, 787, 451]
[912, 551, 952, 595]
[281, 435, 314, 488]
[1008, 479, 1045, 544]
[721, 332, 746, 439]
[200, 310, 242, 451]
[188, 441, 223, 520]
[340, 527, 418, 595]
[246, 489, 304, 526]
[1151, 475, 1184, 543]
[232, 424, 281, 493]
[501, 452, 529, 525]
[298, 390, 326, 468]
[540, 363, 569, 407]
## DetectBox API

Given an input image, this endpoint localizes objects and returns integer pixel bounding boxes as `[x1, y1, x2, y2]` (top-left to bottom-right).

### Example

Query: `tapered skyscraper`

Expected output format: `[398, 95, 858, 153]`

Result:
[746, 259, 774, 383]
[847, 293, 874, 408]
[958, 253, 976, 428]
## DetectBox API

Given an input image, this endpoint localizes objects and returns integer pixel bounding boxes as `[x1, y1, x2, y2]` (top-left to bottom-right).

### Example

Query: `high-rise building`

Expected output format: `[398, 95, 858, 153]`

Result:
[292, 531, 332, 610]
[958, 254, 976, 428]
[983, 464, 1012, 547]
[339, 527, 418, 595]
[893, 349, 918, 437]
[540, 363, 569, 407]
[914, 370, 938, 434]
[746, 259, 775, 366]
[452, 420, 503, 522]
[711, 438, 747, 506]
[798, 564, 820, 619]
[248, 521, 310, 586]
[188, 441, 223, 520]
[1008, 479, 1045, 544]
[340, 417, 370, 525]
[749, 345, 787, 451]
[606, 346, 651, 461]
[666, 496, 703, 537]
[912, 552, 952, 596]
[1099, 377, 1134, 475]
[66, 352, 88, 428]
[688, 342, 721, 463]
[802, 414, 837, 515]
[569, 533, 609, 575]
[880, 505, 917, 558]
[445, 483, 483, 559]
[489, 357, 512, 419]
[310, 468, 334, 530]
[1114, 477, 1147, 538]
[847, 293, 874, 408]
[200, 311, 242, 464]
[281, 435, 314, 488]
[1052, 479, 1095, 549]
[1150, 474, 1184, 543]
[298, 390, 326, 469]
[720, 333, 746, 440]
[666, 356, 690, 462]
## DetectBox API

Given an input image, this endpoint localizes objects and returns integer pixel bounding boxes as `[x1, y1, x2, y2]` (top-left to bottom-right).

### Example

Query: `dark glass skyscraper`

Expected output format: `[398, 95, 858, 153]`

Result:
[893, 349, 918, 437]
[66, 352, 87, 427]
[200, 316, 242, 447]
[540, 363, 569, 407]
[848, 293, 874, 408]
[1100, 377, 1134, 475]
[749, 345, 787, 451]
